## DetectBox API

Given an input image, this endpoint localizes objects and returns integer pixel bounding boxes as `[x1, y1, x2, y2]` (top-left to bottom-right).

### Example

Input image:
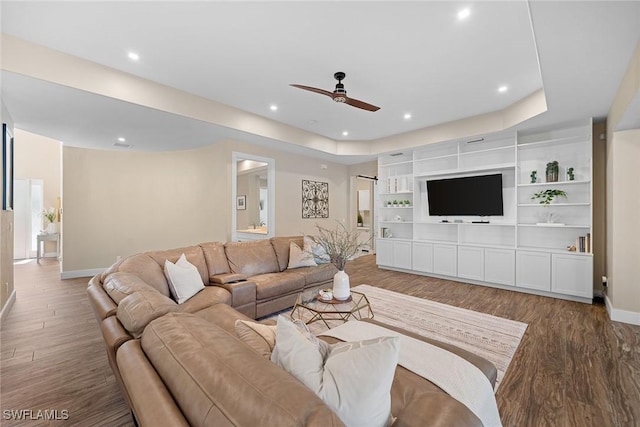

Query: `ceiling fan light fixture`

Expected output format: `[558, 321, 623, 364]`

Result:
[333, 96, 347, 103]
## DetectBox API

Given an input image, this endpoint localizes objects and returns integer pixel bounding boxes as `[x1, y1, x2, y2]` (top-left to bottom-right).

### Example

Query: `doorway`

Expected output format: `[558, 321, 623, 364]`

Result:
[14, 178, 43, 259]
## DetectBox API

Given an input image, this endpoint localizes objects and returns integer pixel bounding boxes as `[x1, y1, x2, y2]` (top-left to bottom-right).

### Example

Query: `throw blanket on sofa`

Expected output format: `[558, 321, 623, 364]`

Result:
[320, 321, 503, 427]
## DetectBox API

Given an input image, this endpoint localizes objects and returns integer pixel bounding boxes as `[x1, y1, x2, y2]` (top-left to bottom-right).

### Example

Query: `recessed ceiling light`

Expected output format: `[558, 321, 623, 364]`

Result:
[269, 105, 278, 111]
[342, 131, 349, 136]
[457, 8, 470, 20]
[127, 51, 140, 61]
[404, 113, 412, 120]
[117, 137, 126, 142]
[498, 85, 508, 93]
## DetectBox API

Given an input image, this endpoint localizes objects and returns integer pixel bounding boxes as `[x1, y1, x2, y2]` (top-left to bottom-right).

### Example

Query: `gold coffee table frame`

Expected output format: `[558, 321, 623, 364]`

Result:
[291, 289, 374, 328]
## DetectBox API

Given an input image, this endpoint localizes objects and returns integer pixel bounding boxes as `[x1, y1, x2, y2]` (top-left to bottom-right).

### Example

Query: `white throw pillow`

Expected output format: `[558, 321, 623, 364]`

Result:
[163, 254, 205, 304]
[271, 316, 399, 427]
[288, 241, 318, 269]
[304, 235, 330, 264]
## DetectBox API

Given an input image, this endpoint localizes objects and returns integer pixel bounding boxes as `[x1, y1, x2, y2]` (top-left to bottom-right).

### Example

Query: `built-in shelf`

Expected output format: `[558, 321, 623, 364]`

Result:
[517, 180, 591, 187]
[376, 119, 593, 304]
[518, 223, 590, 228]
[518, 203, 590, 207]
[415, 163, 515, 178]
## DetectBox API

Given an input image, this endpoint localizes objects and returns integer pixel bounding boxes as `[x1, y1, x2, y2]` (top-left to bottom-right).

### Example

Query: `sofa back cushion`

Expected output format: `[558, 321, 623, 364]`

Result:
[117, 291, 178, 338]
[199, 242, 231, 276]
[117, 254, 172, 297]
[225, 240, 280, 276]
[271, 236, 304, 271]
[147, 246, 209, 286]
[103, 272, 156, 304]
[141, 313, 344, 427]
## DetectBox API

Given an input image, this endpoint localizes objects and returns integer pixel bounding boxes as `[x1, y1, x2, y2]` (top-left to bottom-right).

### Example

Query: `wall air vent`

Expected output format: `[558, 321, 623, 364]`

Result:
[390, 152, 404, 157]
[465, 137, 485, 144]
[113, 142, 132, 148]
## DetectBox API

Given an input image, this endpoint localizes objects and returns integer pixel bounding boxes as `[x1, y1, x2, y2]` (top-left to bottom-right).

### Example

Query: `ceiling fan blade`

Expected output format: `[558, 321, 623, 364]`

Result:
[345, 97, 380, 112]
[290, 84, 334, 98]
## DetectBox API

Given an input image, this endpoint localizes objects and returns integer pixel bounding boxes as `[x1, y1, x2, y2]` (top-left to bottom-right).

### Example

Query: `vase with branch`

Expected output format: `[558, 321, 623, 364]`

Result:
[311, 222, 369, 300]
[531, 189, 567, 224]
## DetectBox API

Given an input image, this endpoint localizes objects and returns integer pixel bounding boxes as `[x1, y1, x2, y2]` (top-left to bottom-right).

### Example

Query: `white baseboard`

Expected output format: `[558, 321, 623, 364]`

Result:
[61, 268, 104, 279]
[605, 295, 640, 326]
[0, 289, 17, 328]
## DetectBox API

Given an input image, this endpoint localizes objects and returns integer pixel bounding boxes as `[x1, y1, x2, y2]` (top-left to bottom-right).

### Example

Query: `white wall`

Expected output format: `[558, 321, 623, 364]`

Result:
[61, 139, 353, 275]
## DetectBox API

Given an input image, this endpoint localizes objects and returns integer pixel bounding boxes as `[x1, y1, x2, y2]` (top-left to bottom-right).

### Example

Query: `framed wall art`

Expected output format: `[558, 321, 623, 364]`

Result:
[302, 179, 328, 218]
[236, 195, 246, 210]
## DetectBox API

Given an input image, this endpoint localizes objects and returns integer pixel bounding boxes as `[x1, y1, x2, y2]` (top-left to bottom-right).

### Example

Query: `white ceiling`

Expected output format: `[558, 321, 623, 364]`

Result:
[1, 1, 639, 164]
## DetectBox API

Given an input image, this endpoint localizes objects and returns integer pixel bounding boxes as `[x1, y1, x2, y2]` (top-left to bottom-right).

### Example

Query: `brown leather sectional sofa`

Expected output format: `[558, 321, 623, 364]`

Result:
[88, 236, 498, 426]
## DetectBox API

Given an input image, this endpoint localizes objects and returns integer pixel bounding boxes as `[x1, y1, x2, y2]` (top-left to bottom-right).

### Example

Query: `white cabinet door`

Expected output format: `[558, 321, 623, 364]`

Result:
[552, 254, 593, 298]
[516, 250, 551, 291]
[433, 244, 457, 276]
[376, 239, 394, 267]
[485, 249, 515, 286]
[458, 246, 485, 281]
[394, 240, 412, 270]
[412, 242, 434, 273]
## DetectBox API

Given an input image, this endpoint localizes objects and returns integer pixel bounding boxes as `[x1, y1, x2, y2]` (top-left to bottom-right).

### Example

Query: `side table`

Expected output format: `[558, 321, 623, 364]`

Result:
[37, 233, 60, 264]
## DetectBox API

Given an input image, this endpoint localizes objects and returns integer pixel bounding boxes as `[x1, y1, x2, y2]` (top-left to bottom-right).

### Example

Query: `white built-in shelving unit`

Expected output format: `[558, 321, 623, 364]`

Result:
[376, 120, 594, 303]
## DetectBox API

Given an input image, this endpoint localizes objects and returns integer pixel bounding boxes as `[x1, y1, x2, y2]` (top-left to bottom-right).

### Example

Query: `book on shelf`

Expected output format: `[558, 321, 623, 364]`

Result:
[573, 233, 591, 253]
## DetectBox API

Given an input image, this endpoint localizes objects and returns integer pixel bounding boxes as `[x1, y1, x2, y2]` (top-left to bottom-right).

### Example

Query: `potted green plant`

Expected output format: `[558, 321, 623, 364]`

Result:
[531, 189, 568, 206]
[546, 161, 559, 182]
[567, 167, 575, 181]
[531, 189, 567, 224]
[530, 170, 537, 183]
[404, 200, 411, 207]
[357, 212, 363, 227]
[393, 200, 398, 207]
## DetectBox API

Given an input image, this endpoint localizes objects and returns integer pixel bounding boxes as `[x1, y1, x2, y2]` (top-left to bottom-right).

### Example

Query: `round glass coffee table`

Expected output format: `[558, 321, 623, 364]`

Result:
[290, 288, 374, 328]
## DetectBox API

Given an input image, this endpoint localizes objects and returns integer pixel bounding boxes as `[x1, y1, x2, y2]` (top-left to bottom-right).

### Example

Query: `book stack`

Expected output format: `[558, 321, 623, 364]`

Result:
[575, 233, 591, 253]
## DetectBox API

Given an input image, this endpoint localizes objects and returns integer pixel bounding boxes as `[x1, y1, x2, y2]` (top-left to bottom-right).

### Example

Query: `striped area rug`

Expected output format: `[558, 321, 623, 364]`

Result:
[299, 284, 528, 389]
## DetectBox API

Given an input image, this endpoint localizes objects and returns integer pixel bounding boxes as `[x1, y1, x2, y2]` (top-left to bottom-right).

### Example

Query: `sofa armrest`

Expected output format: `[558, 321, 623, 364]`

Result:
[210, 273, 248, 284]
[87, 282, 118, 321]
[214, 280, 256, 308]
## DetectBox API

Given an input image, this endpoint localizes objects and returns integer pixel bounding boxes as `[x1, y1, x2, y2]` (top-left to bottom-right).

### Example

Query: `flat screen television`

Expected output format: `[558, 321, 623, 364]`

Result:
[427, 173, 503, 216]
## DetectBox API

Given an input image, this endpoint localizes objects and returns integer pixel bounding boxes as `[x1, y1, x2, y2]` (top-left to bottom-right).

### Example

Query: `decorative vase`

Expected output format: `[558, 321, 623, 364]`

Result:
[332, 270, 350, 300]
[47, 222, 58, 234]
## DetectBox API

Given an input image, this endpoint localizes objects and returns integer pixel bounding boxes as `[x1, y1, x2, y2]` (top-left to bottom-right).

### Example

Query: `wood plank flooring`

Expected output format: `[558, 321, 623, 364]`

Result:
[1, 255, 639, 426]
[1, 259, 133, 426]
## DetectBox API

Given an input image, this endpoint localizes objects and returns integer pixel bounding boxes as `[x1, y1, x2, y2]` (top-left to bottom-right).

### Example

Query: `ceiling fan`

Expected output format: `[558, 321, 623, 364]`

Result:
[290, 72, 380, 112]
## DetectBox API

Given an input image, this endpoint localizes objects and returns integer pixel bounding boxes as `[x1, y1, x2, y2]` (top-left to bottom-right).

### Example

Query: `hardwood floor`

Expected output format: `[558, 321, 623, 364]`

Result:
[1, 254, 638, 426]
[1, 259, 133, 426]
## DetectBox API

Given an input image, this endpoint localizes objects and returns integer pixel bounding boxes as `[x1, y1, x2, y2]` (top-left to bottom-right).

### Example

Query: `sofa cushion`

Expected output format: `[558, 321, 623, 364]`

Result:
[141, 313, 344, 427]
[271, 315, 399, 427]
[117, 254, 171, 297]
[235, 319, 277, 358]
[294, 263, 337, 287]
[117, 291, 178, 338]
[178, 286, 231, 314]
[304, 235, 331, 264]
[164, 254, 205, 304]
[103, 272, 157, 304]
[287, 241, 317, 269]
[271, 236, 304, 271]
[252, 272, 305, 300]
[225, 240, 280, 276]
[147, 246, 209, 286]
[199, 242, 231, 276]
